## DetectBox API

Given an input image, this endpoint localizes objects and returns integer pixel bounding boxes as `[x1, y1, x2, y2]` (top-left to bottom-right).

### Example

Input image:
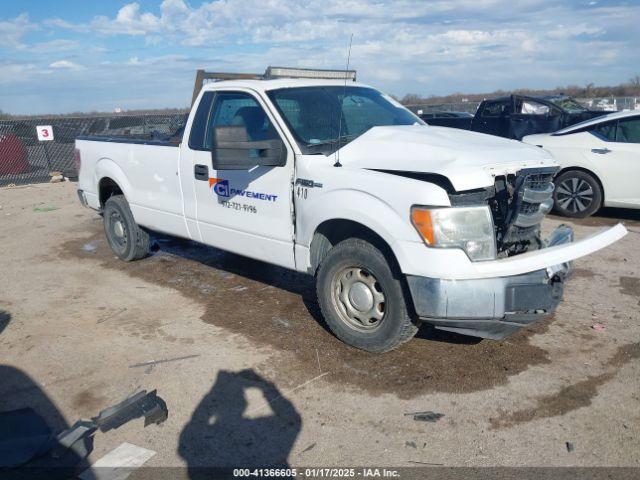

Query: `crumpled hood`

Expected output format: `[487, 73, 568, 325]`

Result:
[337, 125, 558, 191]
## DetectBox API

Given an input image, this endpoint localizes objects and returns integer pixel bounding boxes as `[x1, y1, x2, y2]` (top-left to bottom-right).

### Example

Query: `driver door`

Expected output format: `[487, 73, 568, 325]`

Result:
[186, 89, 296, 268]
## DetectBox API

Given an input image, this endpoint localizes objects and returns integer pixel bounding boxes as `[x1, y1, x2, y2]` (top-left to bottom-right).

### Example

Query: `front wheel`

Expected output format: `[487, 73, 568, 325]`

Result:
[553, 170, 602, 218]
[316, 238, 418, 353]
[103, 195, 150, 261]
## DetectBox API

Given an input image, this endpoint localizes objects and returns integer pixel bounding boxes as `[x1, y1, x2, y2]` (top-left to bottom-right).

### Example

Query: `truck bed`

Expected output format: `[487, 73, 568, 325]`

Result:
[76, 136, 188, 238]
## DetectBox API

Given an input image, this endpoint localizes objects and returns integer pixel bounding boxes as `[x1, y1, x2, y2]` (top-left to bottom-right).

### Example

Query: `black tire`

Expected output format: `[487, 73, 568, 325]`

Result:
[553, 170, 603, 218]
[316, 238, 418, 353]
[103, 195, 150, 261]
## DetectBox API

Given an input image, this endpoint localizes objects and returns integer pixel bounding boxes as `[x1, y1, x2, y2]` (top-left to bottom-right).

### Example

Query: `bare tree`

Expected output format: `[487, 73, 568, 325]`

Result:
[401, 93, 423, 105]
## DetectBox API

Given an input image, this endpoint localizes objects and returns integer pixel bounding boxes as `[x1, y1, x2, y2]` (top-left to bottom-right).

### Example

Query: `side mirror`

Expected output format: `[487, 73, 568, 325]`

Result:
[211, 125, 286, 170]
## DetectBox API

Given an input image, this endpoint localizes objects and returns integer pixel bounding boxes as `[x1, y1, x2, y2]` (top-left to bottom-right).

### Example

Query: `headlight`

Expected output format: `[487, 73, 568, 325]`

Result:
[411, 205, 496, 261]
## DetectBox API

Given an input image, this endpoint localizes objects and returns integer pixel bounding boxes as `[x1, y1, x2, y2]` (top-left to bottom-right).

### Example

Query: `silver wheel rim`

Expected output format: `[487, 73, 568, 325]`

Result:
[556, 177, 594, 213]
[331, 266, 386, 332]
[108, 210, 128, 251]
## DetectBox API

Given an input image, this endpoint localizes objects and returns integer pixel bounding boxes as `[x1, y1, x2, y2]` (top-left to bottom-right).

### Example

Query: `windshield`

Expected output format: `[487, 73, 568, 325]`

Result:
[547, 97, 588, 114]
[267, 86, 423, 155]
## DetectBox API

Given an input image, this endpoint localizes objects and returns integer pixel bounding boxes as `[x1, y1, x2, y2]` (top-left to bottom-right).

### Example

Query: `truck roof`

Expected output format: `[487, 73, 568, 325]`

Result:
[201, 78, 372, 93]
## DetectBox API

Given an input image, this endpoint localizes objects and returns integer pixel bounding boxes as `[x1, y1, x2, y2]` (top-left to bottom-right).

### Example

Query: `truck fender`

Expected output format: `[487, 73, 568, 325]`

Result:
[297, 189, 420, 271]
[94, 158, 135, 206]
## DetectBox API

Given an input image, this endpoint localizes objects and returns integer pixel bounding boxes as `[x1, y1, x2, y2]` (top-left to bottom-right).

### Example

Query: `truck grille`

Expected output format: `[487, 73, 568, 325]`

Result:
[490, 168, 558, 256]
[446, 166, 558, 257]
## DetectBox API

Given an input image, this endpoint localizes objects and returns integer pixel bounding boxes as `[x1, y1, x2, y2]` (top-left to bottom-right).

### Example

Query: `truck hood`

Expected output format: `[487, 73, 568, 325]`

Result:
[337, 125, 558, 191]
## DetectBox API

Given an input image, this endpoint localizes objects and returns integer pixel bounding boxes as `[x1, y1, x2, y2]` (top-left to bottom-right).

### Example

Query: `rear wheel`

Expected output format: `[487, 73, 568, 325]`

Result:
[553, 170, 602, 218]
[103, 195, 150, 261]
[316, 238, 418, 353]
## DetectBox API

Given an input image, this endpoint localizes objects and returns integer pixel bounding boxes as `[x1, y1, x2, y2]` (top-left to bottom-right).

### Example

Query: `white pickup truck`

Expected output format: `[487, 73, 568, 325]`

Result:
[76, 67, 627, 352]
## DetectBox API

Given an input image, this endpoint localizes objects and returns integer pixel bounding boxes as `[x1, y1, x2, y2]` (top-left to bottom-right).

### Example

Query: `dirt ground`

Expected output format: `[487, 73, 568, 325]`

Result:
[1, 182, 639, 472]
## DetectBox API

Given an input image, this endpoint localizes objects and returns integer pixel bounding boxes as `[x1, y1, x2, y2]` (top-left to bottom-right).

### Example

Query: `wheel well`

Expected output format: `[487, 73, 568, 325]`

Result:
[556, 166, 605, 205]
[309, 219, 398, 275]
[99, 177, 123, 207]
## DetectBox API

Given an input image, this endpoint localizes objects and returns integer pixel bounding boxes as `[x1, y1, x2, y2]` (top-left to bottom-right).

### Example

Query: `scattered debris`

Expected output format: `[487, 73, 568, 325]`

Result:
[97, 308, 127, 324]
[247, 372, 329, 415]
[566, 441, 575, 453]
[82, 241, 99, 253]
[301, 443, 316, 453]
[592, 323, 606, 331]
[0, 390, 167, 473]
[33, 205, 59, 213]
[50, 174, 64, 183]
[91, 389, 168, 432]
[405, 441, 417, 449]
[128, 354, 201, 371]
[315, 347, 322, 374]
[404, 411, 445, 423]
[272, 317, 291, 329]
[230, 285, 248, 292]
[78, 442, 156, 480]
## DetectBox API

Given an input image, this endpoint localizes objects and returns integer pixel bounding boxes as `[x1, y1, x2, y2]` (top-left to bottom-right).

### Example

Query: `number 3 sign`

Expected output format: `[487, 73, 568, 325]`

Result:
[36, 125, 54, 141]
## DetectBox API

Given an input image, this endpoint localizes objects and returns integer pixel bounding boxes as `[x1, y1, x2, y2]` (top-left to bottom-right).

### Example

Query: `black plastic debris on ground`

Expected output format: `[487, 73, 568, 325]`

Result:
[404, 411, 445, 422]
[0, 389, 168, 478]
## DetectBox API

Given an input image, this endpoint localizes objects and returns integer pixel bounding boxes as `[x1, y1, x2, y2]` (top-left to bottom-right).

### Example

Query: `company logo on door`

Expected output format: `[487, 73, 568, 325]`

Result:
[209, 178, 230, 197]
[209, 178, 278, 202]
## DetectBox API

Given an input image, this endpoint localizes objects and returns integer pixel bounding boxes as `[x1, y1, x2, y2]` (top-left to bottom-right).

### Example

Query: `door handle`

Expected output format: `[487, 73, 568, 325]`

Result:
[591, 148, 611, 154]
[194, 164, 208, 180]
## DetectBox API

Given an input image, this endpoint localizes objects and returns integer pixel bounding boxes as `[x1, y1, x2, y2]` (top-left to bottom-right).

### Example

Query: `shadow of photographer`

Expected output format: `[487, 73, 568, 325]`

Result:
[178, 369, 301, 478]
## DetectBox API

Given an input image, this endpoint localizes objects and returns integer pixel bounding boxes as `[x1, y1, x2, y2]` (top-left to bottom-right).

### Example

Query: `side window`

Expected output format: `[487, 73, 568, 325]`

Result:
[205, 92, 278, 149]
[482, 102, 507, 117]
[188, 92, 215, 150]
[591, 121, 617, 142]
[615, 117, 640, 143]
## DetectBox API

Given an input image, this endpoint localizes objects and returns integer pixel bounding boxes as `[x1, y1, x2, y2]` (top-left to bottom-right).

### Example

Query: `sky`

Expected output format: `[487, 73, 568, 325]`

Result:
[1, 0, 639, 115]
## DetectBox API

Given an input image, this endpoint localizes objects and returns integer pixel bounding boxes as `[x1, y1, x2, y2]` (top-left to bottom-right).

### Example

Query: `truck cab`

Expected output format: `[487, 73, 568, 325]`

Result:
[76, 67, 626, 352]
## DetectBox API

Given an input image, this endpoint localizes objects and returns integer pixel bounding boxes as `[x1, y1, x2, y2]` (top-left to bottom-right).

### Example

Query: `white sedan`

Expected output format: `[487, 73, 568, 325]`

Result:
[523, 110, 640, 218]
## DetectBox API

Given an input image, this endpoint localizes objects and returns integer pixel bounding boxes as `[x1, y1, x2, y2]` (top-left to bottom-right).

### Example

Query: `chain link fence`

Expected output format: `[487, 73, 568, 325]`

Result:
[0, 113, 187, 187]
[406, 96, 640, 116]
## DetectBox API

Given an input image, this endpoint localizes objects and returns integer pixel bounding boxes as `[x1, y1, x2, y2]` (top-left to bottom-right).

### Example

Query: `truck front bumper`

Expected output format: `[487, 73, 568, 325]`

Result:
[407, 224, 578, 340]
[407, 264, 569, 339]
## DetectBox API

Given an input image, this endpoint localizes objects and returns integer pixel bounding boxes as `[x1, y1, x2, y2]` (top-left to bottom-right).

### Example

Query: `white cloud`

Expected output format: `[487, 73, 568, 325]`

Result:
[0, 60, 39, 84]
[0, 13, 38, 49]
[34, 39, 80, 51]
[91, 2, 162, 35]
[49, 60, 84, 71]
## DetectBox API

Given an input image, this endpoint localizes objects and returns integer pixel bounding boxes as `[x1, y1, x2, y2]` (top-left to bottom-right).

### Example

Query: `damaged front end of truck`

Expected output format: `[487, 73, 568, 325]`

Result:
[409, 166, 577, 339]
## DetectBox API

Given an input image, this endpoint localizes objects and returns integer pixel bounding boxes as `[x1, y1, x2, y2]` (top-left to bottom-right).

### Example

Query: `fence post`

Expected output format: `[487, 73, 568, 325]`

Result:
[42, 141, 53, 172]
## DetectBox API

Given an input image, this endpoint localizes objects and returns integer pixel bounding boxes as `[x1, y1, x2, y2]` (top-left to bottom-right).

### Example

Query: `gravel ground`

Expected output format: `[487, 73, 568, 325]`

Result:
[0, 182, 638, 475]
